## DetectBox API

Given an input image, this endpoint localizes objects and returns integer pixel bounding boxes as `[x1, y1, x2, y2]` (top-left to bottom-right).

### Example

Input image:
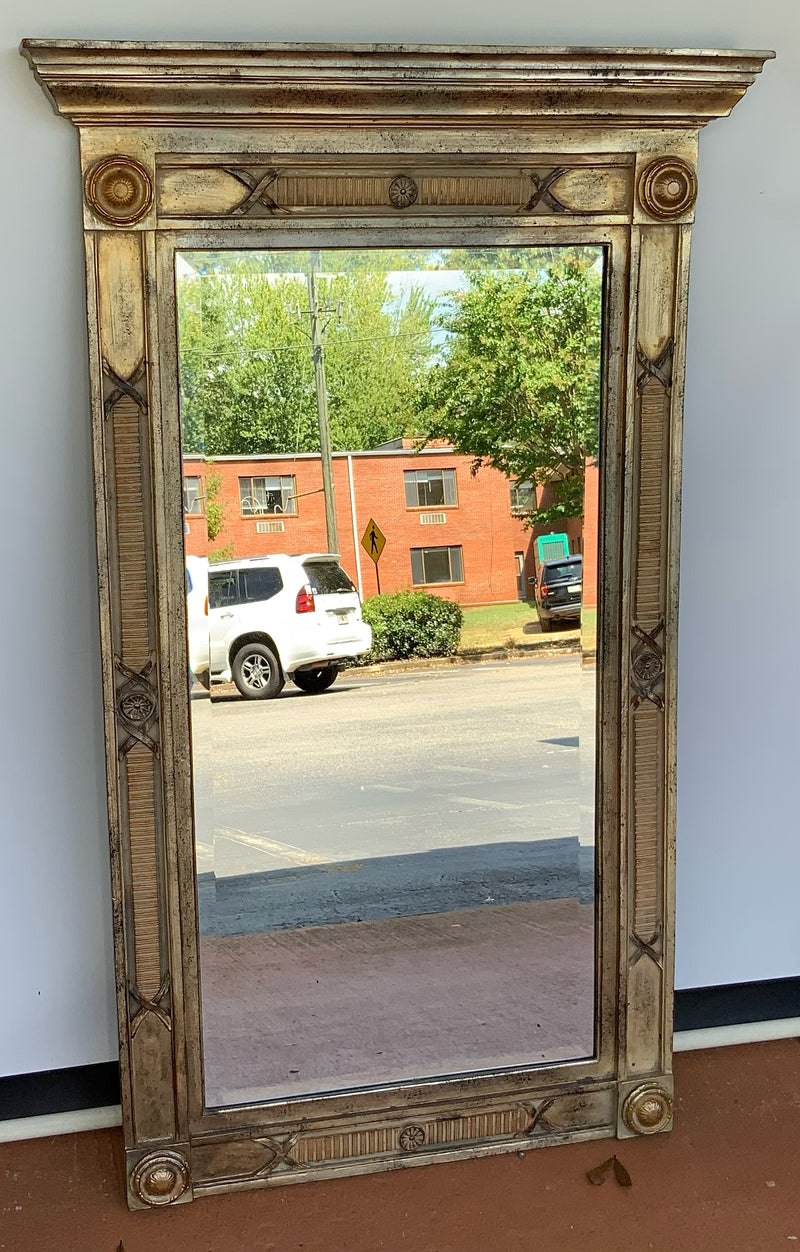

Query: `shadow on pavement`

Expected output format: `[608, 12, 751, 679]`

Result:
[198, 837, 595, 937]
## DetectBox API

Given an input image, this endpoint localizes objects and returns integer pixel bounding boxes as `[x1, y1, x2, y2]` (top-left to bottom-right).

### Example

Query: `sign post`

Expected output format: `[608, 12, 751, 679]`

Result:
[360, 518, 386, 594]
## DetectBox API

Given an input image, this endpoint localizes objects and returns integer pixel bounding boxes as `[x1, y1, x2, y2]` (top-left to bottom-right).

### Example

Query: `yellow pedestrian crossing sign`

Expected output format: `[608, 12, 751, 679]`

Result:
[361, 518, 386, 564]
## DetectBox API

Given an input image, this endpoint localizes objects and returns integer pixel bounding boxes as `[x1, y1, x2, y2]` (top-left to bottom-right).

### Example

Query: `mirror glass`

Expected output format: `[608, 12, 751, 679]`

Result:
[177, 245, 603, 1108]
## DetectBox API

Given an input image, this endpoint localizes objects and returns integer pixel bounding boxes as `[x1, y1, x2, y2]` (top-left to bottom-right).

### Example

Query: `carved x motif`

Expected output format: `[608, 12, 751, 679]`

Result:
[631, 926, 663, 969]
[522, 1096, 609, 1140]
[103, 358, 148, 420]
[130, 974, 171, 1036]
[523, 1096, 561, 1135]
[224, 167, 284, 216]
[252, 1133, 300, 1176]
[523, 168, 568, 214]
[115, 657, 159, 757]
[631, 621, 665, 711]
[636, 340, 674, 393]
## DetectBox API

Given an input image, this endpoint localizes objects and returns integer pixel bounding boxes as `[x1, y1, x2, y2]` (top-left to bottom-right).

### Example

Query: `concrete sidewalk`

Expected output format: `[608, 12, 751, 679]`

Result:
[352, 633, 582, 678]
[200, 897, 594, 1107]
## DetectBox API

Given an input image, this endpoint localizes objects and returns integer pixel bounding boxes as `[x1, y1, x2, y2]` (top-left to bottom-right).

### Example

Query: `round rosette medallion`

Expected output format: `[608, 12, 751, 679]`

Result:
[622, 1083, 673, 1135]
[131, 1149, 190, 1206]
[85, 156, 153, 226]
[638, 157, 697, 221]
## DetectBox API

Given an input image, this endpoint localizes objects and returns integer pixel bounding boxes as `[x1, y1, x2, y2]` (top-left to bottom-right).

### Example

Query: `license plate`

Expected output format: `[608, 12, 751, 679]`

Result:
[336, 612, 349, 624]
[568, 584, 581, 594]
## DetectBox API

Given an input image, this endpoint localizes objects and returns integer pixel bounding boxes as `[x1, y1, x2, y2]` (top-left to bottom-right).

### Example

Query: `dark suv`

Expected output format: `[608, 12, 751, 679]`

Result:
[534, 554, 582, 631]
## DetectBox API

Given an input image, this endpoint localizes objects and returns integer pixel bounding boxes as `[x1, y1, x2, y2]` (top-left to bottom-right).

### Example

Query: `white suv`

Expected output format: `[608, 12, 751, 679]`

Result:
[206, 554, 372, 699]
[185, 555, 210, 689]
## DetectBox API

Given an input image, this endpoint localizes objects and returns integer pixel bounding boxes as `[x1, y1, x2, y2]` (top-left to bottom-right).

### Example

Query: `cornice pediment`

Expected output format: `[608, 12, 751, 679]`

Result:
[21, 42, 773, 130]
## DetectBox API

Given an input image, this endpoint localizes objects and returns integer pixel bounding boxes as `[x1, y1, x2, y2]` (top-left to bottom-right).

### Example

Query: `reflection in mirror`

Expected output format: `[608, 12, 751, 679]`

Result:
[177, 246, 603, 1108]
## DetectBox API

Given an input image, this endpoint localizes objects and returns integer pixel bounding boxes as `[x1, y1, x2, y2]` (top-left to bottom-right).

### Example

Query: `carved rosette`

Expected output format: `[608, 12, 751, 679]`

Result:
[388, 175, 419, 209]
[85, 156, 153, 225]
[622, 1083, 673, 1135]
[638, 157, 697, 220]
[631, 648, 661, 686]
[119, 689, 156, 725]
[398, 1124, 426, 1151]
[131, 1150, 191, 1206]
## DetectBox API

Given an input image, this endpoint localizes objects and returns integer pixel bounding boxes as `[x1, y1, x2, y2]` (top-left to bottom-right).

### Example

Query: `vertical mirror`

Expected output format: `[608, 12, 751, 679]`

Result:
[177, 244, 603, 1107]
[23, 35, 772, 1206]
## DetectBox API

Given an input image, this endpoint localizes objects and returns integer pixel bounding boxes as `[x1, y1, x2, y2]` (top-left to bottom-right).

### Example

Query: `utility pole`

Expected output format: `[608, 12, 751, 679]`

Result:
[307, 250, 339, 554]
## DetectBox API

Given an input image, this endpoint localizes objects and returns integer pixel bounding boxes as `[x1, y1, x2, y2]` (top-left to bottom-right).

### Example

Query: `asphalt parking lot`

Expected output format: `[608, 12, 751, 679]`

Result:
[191, 654, 596, 888]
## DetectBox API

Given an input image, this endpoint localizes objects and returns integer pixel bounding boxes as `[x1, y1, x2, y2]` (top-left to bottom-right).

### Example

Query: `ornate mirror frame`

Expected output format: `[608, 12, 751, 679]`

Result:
[22, 41, 771, 1209]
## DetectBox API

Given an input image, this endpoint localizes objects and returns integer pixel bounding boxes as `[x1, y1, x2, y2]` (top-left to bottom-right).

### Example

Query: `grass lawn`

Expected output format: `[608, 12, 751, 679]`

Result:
[458, 600, 596, 652]
[457, 600, 577, 650]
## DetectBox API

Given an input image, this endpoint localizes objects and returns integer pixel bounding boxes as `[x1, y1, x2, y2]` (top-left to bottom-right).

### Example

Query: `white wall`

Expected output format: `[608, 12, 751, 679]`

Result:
[1, 0, 798, 1078]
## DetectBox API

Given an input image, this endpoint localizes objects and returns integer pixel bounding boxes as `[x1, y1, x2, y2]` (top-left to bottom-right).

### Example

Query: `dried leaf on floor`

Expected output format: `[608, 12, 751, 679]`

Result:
[586, 1157, 614, 1185]
[612, 1156, 632, 1187]
[585, 1155, 632, 1188]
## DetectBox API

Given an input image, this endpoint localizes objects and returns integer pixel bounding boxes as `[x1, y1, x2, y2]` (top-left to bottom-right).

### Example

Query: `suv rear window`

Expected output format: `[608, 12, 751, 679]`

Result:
[543, 560, 582, 583]
[303, 561, 355, 595]
[239, 567, 282, 603]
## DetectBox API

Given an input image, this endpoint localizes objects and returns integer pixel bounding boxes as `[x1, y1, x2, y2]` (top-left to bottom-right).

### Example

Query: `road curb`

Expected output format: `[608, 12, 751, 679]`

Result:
[353, 636, 581, 678]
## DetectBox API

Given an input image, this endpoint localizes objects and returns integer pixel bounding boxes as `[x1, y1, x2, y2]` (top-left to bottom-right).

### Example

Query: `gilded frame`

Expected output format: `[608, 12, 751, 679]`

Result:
[21, 41, 772, 1209]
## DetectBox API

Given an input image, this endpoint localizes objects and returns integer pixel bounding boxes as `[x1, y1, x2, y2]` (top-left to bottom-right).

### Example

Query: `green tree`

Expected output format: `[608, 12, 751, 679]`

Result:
[440, 245, 601, 274]
[415, 259, 602, 524]
[177, 258, 435, 456]
[204, 467, 226, 543]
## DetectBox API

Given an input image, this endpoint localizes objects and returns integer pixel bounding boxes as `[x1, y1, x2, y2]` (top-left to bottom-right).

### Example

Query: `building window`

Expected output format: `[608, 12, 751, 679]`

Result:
[510, 479, 536, 513]
[183, 476, 203, 514]
[404, 468, 457, 508]
[411, 545, 464, 585]
[239, 476, 297, 516]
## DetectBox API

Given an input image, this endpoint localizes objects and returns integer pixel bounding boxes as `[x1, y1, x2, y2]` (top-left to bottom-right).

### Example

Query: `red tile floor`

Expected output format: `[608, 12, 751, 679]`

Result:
[1, 1039, 799, 1252]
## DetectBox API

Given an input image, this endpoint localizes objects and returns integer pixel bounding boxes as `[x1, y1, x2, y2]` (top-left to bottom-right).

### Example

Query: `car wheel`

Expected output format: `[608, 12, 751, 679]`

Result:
[293, 665, 338, 695]
[231, 643, 284, 699]
[537, 612, 552, 632]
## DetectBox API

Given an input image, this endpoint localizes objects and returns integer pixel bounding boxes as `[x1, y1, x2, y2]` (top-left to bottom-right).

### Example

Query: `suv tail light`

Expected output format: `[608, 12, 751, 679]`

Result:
[296, 585, 315, 614]
[540, 584, 549, 597]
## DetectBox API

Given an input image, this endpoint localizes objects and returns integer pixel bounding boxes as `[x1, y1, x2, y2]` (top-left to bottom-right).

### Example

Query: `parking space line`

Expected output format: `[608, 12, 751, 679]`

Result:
[433, 764, 489, 774]
[437, 794, 529, 811]
[364, 783, 415, 793]
[215, 827, 328, 865]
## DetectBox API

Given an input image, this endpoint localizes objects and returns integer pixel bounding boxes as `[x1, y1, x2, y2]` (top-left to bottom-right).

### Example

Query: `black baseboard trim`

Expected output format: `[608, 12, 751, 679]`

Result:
[0, 1062, 120, 1122]
[674, 976, 800, 1032]
[1, 979, 798, 1122]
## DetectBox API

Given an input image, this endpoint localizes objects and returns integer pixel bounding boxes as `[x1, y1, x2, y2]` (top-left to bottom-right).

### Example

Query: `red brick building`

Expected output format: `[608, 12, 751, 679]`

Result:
[183, 444, 595, 607]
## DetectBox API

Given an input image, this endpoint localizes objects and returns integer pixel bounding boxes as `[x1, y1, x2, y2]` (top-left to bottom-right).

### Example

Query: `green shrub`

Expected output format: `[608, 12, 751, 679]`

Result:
[361, 591, 462, 662]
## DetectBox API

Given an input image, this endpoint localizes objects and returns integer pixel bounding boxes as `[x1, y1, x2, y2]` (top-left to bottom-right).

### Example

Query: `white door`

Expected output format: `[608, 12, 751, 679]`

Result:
[208, 568, 241, 676]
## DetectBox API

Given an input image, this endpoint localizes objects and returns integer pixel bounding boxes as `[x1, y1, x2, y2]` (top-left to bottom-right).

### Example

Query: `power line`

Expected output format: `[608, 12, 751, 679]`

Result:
[179, 331, 433, 359]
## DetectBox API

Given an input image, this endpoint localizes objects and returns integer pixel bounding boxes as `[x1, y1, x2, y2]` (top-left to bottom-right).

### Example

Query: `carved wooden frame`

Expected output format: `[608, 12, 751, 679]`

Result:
[22, 41, 771, 1208]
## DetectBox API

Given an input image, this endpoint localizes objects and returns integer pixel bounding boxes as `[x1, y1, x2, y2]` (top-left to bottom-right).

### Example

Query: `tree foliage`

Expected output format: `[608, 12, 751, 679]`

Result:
[178, 259, 435, 456]
[204, 467, 226, 543]
[415, 258, 602, 523]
